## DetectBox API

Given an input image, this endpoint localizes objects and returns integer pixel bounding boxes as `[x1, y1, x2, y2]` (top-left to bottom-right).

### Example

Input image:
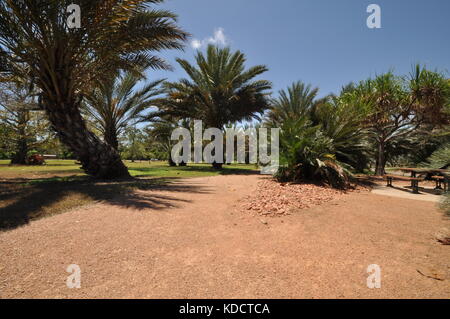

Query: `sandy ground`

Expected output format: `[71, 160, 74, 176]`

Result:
[1, 174, 449, 299]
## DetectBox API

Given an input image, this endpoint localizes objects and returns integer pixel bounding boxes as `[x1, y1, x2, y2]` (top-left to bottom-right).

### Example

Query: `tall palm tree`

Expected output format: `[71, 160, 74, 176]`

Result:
[84, 72, 164, 150]
[0, 0, 188, 178]
[156, 45, 272, 168]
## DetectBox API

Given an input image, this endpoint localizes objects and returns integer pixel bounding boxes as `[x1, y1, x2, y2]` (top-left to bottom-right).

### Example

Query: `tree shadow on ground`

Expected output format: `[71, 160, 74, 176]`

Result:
[386, 185, 445, 196]
[0, 176, 211, 231]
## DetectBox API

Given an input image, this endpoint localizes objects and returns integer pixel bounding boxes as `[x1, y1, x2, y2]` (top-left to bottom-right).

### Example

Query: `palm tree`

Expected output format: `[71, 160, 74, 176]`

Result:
[156, 45, 272, 168]
[0, 0, 188, 178]
[84, 72, 164, 150]
[146, 120, 179, 166]
[265, 82, 322, 126]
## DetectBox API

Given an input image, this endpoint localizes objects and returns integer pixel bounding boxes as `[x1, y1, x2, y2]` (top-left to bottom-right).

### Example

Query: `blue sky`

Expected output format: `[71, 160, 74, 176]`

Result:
[149, 0, 450, 97]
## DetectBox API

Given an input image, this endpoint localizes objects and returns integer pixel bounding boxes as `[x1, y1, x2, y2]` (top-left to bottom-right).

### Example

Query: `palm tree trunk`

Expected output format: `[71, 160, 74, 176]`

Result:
[375, 141, 386, 176]
[42, 99, 130, 179]
[168, 158, 177, 166]
[104, 126, 119, 150]
[212, 161, 223, 169]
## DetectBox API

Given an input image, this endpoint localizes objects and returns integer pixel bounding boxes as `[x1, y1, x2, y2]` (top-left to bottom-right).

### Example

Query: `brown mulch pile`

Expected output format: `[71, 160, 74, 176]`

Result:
[240, 178, 349, 217]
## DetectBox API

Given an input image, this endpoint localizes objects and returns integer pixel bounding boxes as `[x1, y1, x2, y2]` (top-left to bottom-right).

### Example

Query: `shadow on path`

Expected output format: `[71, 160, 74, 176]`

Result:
[0, 176, 211, 231]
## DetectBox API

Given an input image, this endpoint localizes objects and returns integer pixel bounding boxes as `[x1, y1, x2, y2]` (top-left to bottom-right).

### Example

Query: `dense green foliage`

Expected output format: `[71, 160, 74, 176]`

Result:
[424, 143, 450, 169]
[0, 2, 448, 186]
[349, 67, 450, 175]
[0, 0, 187, 178]
[84, 72, 164, 150]
[268, 82, 369, 188]
[269, 67, 449, 188]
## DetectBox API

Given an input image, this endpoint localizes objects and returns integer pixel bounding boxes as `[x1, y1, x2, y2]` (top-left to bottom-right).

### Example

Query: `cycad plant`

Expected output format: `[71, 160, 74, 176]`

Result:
[312, 94, 370, 172]
[269, 82, 370, 188]
[0, 0, 188, 178]
[275, 116, 351, 189]
[84, 72, 164, 150]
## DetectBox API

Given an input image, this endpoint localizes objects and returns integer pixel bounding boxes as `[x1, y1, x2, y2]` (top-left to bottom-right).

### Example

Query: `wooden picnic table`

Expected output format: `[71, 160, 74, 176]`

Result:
[398, 168, 450, 178]
[396, 168, 450, 192]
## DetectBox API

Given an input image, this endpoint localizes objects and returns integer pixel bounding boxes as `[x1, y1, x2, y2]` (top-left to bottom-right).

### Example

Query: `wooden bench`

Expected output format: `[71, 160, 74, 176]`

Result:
[431, 176, 449, 192]
[385, 175, 423, 194]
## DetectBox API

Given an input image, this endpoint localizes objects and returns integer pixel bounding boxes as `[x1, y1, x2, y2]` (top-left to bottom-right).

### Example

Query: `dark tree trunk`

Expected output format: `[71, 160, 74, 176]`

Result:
[167, 149, 177, 166]
[11, 119, 28, 165]
[168, 157, 177, 166]
[212, 161, 223, 169]
[375, 141, 386, 176]
[104, 126, 119, 150]
[10, 112, 29, 165]
[42, 99, 130, 179]
[10, 138, 28, 165]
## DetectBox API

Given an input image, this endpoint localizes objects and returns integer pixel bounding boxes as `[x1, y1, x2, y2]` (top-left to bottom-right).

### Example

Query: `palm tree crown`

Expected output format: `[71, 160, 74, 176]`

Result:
[0, 0, 188, 178]
[84, 72, 164, 150]
[158, 45, 272, 129]
[265, 81, 322, 126]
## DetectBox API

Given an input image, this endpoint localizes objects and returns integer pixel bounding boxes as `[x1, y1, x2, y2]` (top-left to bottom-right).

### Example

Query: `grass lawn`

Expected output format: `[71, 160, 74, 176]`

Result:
[0, 160, 257, 231]
[0, 159, 256, 179]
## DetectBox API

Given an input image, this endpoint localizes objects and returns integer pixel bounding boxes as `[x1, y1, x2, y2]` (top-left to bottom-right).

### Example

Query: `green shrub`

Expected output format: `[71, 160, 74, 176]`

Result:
[275, 117, 351, 189]
[424, 143, 450, 169]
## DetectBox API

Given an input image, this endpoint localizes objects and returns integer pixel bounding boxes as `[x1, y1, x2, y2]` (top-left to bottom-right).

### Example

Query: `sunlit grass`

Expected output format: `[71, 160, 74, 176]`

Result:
[0, 159, 257, 179]
[0, 159, 258, 230]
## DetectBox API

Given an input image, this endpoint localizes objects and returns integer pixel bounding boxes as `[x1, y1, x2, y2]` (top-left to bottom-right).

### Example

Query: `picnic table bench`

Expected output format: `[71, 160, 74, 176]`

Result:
[384, 167, 450, 194]
[431, 175, 449, 192]
[385, 174, 423, 194]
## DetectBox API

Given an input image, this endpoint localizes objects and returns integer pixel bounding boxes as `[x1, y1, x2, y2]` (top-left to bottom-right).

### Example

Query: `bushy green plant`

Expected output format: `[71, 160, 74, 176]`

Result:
[312, 95, 370, 172]
[268, 82, 370, 188]
[275, 117, 350, 189]
[424, 143, 450, 169]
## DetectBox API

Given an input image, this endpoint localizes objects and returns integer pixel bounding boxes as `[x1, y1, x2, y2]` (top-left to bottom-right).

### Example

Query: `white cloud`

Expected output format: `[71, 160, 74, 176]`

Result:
[190, 28, 229, 49]
[191, 39, 202, 49]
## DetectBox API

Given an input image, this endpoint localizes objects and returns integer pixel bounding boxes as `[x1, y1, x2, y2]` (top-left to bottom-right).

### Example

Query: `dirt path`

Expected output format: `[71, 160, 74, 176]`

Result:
[1, 174, 449, 298]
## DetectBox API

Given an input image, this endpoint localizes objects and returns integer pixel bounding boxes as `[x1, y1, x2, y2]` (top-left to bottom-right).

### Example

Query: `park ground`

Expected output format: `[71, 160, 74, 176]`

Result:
[1, 160, 449, 298]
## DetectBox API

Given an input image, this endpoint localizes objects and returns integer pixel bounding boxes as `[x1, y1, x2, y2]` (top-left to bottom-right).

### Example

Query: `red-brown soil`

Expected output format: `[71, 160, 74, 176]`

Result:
[1, 174, 449, 298]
